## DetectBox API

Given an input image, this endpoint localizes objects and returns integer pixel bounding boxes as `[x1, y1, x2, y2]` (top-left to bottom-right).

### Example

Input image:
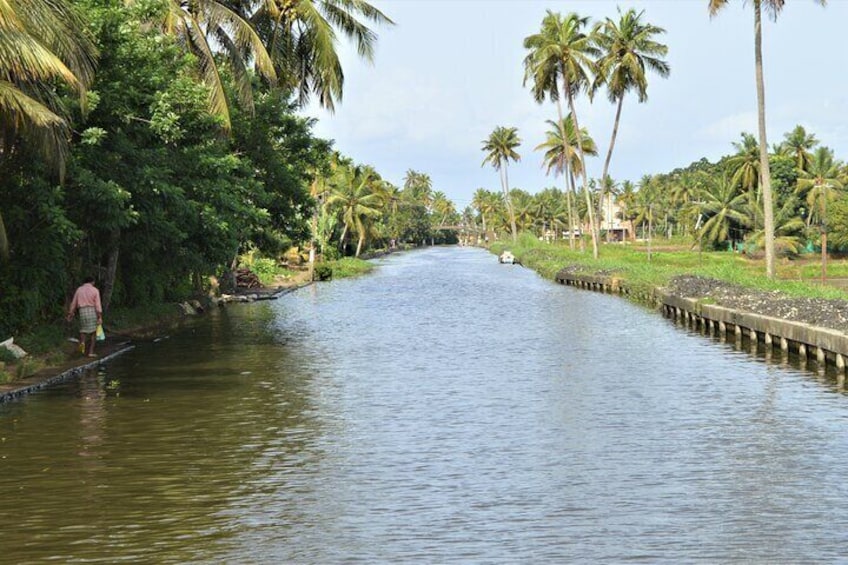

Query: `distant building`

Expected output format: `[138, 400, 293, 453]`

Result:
[598, 194, 631, 242]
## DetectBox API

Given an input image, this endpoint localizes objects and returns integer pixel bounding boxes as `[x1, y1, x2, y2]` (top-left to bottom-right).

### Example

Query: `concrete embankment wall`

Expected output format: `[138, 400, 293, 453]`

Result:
[555, 271, 848, 377]
[0, 346, 135, 403]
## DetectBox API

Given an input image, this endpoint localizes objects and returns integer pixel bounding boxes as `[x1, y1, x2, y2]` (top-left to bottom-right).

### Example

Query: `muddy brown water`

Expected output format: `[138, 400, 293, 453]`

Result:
[2, 246, 848, 562]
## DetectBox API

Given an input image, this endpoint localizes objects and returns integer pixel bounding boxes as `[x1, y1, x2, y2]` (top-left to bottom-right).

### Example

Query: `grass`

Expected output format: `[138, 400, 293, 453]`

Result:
[491, 234, 848, 302]
[322, 257, 375, 279]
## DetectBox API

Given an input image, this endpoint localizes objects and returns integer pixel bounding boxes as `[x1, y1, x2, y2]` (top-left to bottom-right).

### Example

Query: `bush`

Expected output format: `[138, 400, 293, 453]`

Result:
[314, 264, 333, 281]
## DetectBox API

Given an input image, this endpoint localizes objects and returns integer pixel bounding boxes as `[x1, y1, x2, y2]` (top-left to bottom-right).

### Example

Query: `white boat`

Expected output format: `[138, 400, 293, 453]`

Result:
[499, 251, 516, 264]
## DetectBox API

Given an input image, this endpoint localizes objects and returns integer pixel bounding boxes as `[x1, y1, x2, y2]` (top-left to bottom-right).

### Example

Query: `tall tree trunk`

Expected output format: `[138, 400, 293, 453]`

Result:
[647, 212, 653, 262]
[101, 229, 120, 312]
[564, 79, 599, 258]
[0, 210, 8, 262]
[601, 95, 625, 188]
[339, 224, 349, 256]
[599, 94, 624, 241]
[754, 2, 776, 279]
[502, 165, 518, 243]
[355, 232, 364, 258]
[555, 98, 576, 250]
[822, 189, 828, 283]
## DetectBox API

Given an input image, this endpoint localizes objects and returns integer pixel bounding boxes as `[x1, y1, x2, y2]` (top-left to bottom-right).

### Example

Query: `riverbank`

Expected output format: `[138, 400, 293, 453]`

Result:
[491, 236, 848, 332]
[0, 254, 383, 401]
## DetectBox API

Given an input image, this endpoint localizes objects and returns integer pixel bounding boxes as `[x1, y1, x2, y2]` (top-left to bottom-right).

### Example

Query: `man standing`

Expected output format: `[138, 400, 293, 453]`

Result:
[67, 276, 103, 357]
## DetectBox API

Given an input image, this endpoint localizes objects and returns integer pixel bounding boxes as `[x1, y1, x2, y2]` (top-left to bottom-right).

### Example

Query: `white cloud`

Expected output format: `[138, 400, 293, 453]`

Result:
[700, 111, 757, 142]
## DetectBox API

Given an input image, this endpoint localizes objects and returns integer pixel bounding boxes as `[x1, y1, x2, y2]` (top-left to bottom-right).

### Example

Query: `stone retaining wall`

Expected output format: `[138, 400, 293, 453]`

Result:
[555, 270, 848, 377]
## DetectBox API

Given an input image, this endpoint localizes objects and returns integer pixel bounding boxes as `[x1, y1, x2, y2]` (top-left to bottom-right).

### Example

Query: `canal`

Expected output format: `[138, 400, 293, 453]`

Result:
[2, 246, 848, 562]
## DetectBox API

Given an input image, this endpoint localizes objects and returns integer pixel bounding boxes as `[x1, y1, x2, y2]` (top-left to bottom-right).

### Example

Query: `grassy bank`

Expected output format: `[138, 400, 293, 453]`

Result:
[491, 234, 848, 302]
[323, 257, 375, 279]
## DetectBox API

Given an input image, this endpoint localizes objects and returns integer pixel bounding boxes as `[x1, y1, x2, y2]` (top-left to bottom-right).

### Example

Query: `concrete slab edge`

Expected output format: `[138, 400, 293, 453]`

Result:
[0, 345, 136, 404]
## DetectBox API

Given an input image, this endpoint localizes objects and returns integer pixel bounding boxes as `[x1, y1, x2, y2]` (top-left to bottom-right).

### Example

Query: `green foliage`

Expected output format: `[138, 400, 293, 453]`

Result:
[314, 264, 333, 281]
[14, 324, 66, 356]
[0, 348, 17, 364]
[323, 258, 374, 279]
[0, 0, 431, 341]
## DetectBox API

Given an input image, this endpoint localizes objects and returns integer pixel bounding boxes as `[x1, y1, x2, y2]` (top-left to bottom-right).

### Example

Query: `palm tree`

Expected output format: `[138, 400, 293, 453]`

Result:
[726, 132, 761, 194]
[481, 126, 521, 242]
[524, 11, 601, 257]
[533, 188, 560, 240]
[403, 169, 433, 209]
[780, 124, 818, 173]
[534, 115, 596, 249]
[634, 175, 661, 260]
[697, 172, 748, 250]
[472, 188, 502, 243]
[326, 164, 383, 257]
[593, 8, 670, 194]
[0, 0, 97, 261]
[743, 193, 805, 255]
[796, 146, 844, 281]
[248, 0, 393, 111]
[669, 172, 704, 237]
[156, 0, 277, 130]
[708, 0, 826, 279]
[431, 191, 455, 228]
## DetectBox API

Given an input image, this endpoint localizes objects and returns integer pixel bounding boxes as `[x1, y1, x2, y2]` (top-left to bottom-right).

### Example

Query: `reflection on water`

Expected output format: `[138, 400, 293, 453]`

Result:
[2, 246, 848, 562]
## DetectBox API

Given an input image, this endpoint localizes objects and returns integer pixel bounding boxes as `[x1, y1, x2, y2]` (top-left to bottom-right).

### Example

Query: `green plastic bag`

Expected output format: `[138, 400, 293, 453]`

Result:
[96, 324, 105, 341]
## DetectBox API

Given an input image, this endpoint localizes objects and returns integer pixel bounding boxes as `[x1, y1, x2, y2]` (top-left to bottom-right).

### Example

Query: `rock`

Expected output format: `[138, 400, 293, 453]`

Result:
[178, 302, 197, 316]
[0, 337, 28, 359]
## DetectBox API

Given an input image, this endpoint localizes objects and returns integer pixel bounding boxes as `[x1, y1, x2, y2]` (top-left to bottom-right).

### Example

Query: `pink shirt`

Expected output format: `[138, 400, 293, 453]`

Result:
[70, 283, 102, 314]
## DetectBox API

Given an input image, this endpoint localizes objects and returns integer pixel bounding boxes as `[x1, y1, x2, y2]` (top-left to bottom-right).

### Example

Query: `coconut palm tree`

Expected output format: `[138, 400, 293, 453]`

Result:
[669, 172, 704, 237]
[524, 11, 601, 257]
[796, 146, 844, 281]
[472, 188, 502, 242]
[534, 115, 596, 249]
[726, 132, 761, 194]
[697, 172, 748, 250]
[156, 0, 278, 130]
[743, 193, 805, 255]
[431, 191, 455, 228]
[248, 0, 393, 111]
[780, 124, 818, 173]
[593, 8, 669, 193]
[481, 126, 521, 242]
[0, 0, 97, 261]
[0, 0, 96, 163]
[708, 0, 826, 279]
[403, 169, 433, 209]
[326, 163, 383, 257]
[509, 189, 536, 233]
[634, 175, 661, 259]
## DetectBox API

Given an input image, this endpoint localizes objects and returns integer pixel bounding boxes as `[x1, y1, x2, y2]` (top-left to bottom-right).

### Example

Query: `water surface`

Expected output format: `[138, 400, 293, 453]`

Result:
[2, 246, 848, 562]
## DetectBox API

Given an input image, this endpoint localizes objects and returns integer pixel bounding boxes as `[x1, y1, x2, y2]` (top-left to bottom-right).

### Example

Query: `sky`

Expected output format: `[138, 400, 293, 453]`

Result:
[301, 0, 847, 212]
